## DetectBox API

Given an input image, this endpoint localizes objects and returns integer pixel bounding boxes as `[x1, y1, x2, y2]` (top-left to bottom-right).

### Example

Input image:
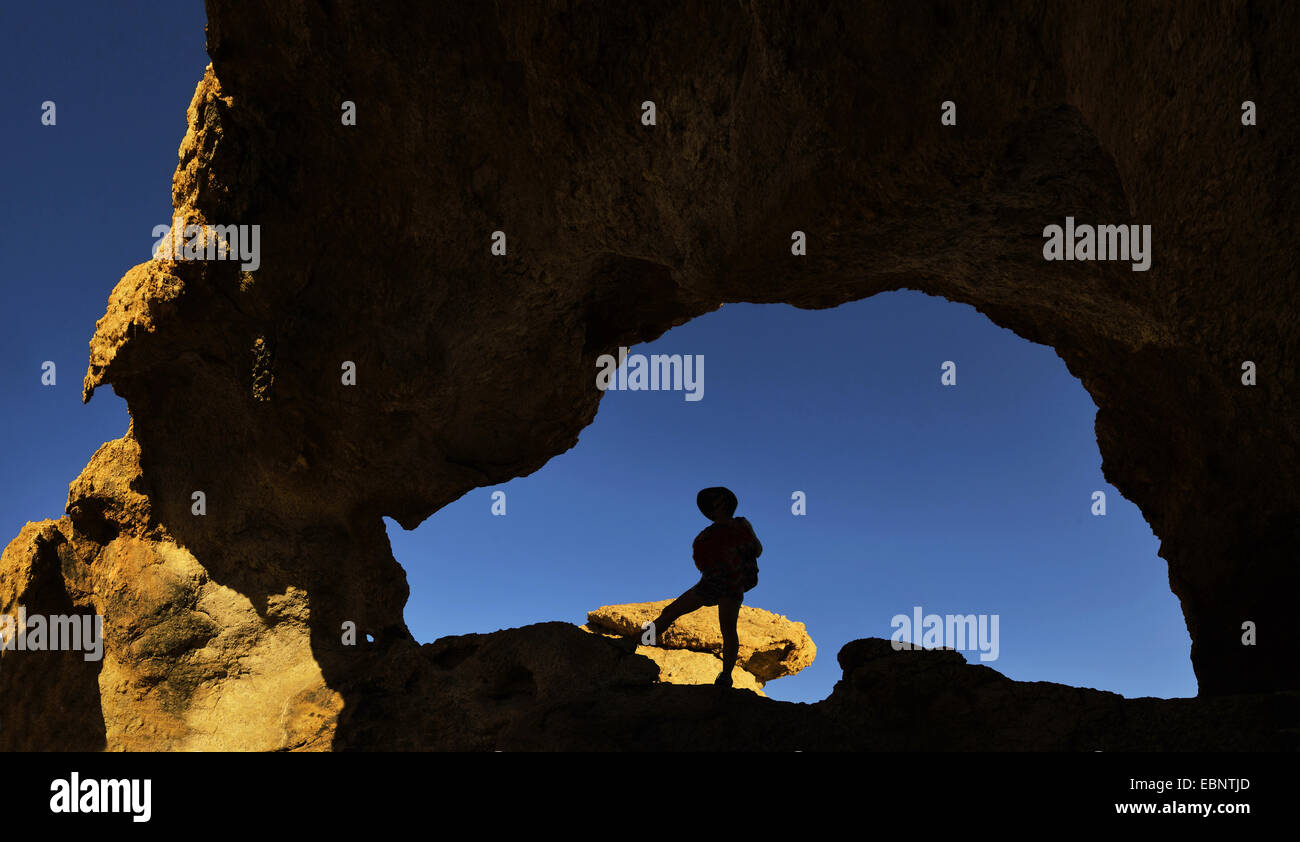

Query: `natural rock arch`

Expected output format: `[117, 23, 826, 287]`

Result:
[2, 1, 1296, 749]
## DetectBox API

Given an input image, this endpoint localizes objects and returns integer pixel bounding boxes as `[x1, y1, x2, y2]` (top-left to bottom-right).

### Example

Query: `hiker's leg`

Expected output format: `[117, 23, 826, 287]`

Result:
[647, 584, 708, 645]
[716, 595, 741, 685]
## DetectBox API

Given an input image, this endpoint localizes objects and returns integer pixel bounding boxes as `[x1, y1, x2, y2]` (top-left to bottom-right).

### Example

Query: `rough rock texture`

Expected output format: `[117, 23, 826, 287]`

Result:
[581, 625, 767, 695]
[2, 1, 1298, 749]
[334, 629, 1300, 751]
[0, 521, 105, 750]
[353, 623, 662, 751]
[505, 635, 1299, 751]
[632, 646, 767, 696]
[819, 639, 1300, 751]
[586, 600, 815, 684]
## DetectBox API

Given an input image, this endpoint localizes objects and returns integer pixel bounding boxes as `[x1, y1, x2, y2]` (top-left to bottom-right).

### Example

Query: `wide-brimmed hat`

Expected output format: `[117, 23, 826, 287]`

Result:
[697, 486, 738, 518]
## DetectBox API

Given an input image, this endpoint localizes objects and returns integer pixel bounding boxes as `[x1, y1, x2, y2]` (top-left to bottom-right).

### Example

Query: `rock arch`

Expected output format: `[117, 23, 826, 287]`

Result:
[3, 1, 1296, 749]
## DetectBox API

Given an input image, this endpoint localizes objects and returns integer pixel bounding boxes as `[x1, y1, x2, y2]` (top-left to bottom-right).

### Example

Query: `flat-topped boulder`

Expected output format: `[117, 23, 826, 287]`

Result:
[586, 600, 816, 684]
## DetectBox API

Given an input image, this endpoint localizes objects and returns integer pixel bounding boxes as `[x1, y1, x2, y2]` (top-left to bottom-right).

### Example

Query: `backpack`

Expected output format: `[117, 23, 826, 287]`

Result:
[741, 554, 759, 592]
[736, 517, 761, 592]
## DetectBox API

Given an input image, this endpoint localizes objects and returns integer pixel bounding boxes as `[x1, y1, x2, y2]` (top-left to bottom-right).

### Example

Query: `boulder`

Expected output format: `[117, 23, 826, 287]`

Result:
[586, 600, 816, 683]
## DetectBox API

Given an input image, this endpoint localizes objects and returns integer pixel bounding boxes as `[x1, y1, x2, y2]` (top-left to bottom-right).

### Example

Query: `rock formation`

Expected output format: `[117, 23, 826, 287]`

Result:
[2, 1, 1298, 749]
[631, 648, 766, 696]
[818, 639, 1300, 751]
[582, 600, 817, 694]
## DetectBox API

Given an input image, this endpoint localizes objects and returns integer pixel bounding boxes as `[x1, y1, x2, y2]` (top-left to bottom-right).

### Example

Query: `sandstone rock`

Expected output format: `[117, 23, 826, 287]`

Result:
[0, 514, 341, 751]
[818, 638, 1300, 751]
[0, 520, 104, 750]
[581, 623, 767, 695]
[587, 601, 815, 683]
[344, 630, 1300, 750]
[342, 622, 662, 750]
[635, 646, 767, 695]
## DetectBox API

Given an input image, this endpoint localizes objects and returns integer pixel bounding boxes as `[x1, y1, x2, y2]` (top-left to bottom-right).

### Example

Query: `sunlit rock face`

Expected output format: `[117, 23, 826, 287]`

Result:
[1, 1, 1296, 750]
[584, 599, 818, 694]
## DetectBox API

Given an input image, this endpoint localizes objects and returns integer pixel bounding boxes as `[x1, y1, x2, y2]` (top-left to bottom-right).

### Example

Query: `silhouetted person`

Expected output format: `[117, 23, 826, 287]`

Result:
[624, 487, 762, 687]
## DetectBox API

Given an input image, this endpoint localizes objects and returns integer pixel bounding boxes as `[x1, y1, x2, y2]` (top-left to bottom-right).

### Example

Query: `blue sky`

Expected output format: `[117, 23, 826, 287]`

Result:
[1, 1, 1196, 706]
[391, 297, 1195, 704]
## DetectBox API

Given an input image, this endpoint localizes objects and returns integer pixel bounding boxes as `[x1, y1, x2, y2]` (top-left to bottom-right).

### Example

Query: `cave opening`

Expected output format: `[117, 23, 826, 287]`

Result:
[384, 290, 1194, 704]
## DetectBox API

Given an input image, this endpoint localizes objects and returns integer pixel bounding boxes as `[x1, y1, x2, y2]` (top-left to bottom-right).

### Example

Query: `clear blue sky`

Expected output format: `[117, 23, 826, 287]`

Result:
[1, 1, 1196, 706]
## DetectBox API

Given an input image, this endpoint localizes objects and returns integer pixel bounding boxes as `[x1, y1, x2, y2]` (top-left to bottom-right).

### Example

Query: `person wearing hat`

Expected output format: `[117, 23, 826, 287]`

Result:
[621, 486, 762, 688]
